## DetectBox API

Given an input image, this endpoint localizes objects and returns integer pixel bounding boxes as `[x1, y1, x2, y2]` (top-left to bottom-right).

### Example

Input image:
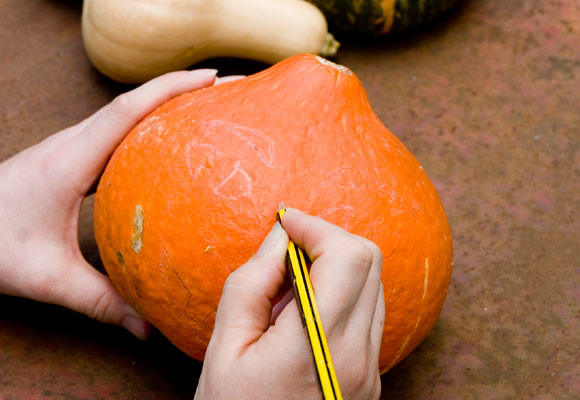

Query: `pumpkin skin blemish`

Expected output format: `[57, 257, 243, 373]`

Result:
[131, 205, 144, 254]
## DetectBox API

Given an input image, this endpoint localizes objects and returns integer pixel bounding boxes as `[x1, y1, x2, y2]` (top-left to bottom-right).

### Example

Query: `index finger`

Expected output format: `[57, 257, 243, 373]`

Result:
[61, 69, 218, 190]
[279, 207, 357, 263]
[279, 208, 379, 333]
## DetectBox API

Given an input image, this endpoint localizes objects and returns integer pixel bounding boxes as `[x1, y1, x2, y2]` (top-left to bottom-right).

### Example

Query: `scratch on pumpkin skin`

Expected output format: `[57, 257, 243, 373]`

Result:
[387, 316, 421, 371]
[131, 205, 144, 254]
[172, 270, 201, 326]
[423, 258, 429, 299]
[383, 279, 395, 306]
[172, 269, 215, 344]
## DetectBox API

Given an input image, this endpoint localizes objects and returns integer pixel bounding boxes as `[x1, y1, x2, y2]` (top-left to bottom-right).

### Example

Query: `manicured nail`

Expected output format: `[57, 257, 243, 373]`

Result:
[214, 75, 246, 85]
[190, 68, 218, 79]
[122, 314, 149, 340]
[257, 222, 284, 256]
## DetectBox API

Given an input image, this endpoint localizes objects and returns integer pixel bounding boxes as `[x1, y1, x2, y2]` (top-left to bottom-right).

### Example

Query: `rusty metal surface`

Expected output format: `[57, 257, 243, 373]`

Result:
[1, 0, 578, 398]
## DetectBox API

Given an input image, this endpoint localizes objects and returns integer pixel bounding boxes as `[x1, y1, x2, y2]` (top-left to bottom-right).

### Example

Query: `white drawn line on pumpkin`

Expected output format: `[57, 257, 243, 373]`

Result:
[204, 119, 275, 167]
[213, 161, 252, 200]
[319, 167, 365, 187]
[186, 143, 223, 179]
[318, 205, 355, 230]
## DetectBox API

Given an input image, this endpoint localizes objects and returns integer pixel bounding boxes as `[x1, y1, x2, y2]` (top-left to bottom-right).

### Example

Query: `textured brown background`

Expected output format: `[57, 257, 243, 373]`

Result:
[1, 0, 579, 399]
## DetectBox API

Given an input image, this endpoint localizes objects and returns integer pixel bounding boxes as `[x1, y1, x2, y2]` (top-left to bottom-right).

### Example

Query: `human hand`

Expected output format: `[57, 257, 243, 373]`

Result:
[195, 208, 385, 399]
[0, 69, 221, 339]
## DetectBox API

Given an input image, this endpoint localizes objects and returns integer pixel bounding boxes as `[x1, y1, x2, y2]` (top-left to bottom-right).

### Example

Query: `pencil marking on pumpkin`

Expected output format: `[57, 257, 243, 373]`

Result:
[321, 167, 366, 190]
[190, 143, 223, 153]
[423, 258, 429, 299]
[213, 161, 252, 199]
[186, 143, 223, 179]
[318, 205, 355, 230]
[203, 119, 275, 167]
[131, 205, 144, 254]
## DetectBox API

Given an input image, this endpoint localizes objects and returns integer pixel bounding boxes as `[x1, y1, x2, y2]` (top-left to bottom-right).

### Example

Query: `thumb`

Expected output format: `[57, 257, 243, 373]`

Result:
[211, 222, 288, 356]
[58, 261, 150, 339]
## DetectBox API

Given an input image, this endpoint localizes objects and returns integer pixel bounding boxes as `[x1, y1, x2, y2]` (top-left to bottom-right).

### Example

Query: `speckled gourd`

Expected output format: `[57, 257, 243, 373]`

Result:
[306, 0, 458, 34]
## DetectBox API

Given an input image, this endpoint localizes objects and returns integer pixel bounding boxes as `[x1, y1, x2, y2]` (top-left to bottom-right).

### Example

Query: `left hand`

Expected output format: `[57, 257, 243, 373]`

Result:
[0, 69, 222, 338]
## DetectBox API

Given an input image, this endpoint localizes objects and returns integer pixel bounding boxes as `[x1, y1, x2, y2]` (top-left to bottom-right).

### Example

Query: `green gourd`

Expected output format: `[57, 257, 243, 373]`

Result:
[306, 0, 458, 35]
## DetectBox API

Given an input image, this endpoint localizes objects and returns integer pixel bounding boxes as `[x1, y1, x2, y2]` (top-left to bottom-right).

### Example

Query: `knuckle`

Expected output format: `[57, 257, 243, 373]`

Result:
[341, 239, 374, 272]
[29, 141, 66, 177]
[366, 241, 383, 261]
[223, 271, 242, 291]
[343, 355, 379, 399]
[345, 359, 371, 394]
[222, 264, 255, 293]
[108, 92, 133, 117]
[370, 374, 382, 400]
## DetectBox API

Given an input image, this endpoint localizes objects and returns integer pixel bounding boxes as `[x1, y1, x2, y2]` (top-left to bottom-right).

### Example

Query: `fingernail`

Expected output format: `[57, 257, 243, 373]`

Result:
[257, 222, 284, 256]
[214, 75, 246, 85]
[278, 202, 286, 212]
[122, 314, 149, 340]
[190, 68, 218, 78]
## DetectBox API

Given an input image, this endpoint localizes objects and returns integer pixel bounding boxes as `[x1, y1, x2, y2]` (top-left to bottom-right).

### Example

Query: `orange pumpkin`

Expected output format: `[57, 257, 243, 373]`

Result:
[94, 54, 452, 373]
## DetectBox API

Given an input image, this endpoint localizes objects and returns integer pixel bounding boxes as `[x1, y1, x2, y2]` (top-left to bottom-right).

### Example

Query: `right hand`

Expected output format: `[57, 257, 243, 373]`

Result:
[195, 208, 385, 399]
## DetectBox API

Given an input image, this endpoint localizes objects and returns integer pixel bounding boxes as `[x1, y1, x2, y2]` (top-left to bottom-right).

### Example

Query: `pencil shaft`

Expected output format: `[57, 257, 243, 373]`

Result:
[278, 209, 342, 400]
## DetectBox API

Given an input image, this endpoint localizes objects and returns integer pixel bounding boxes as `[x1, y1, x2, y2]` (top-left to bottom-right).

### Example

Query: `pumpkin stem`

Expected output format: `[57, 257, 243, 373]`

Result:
[315, 56, 352, 75]
[319, 33, 340, 57]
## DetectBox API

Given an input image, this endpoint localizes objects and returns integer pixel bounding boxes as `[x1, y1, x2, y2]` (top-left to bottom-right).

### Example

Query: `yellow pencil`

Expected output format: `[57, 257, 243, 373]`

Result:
[278, 208, 342, 400]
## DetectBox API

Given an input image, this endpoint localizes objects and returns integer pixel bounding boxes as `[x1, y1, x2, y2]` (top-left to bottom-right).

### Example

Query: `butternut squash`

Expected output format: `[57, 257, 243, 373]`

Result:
[81, 0, 339, 83]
